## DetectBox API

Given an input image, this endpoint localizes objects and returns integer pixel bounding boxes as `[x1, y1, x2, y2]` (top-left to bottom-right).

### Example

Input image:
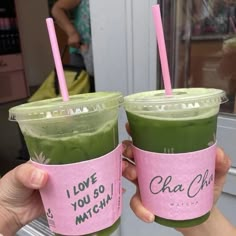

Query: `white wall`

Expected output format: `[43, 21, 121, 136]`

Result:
[15, 0, 54, 87]
[90, 0, 158, 142]
[90, 0, 157, 95]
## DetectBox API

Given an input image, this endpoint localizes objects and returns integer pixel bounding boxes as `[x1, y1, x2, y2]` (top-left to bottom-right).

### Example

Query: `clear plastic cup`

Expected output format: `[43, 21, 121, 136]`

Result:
[9, 92, 123, 236]
[124, 88, 227, 228]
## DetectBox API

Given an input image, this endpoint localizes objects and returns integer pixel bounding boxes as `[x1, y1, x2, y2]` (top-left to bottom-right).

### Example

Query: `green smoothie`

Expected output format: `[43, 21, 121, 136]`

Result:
[9, 92, 123, 236]
[24, 120, 119, 165]
[124, 88, 227, 228]
[126, 112, 217, 154]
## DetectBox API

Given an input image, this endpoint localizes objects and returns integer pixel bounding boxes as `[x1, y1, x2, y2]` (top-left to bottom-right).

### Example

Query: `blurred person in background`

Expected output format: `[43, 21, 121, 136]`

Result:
[52, 0, 95, 91]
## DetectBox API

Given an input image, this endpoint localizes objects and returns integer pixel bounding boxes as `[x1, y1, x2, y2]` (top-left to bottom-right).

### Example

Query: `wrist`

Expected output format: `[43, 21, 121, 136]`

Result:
[176, 210, 214, 236]
[0, 205, 21, 235]
[177, 207, 236, 236]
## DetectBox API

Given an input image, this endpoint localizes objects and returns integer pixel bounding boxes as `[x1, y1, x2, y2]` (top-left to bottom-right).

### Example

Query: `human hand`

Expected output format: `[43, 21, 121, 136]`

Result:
[0, 163, 48, 235]
[178, 149, 233, 235]
[122, 123, 155, 223]
[68, 30, 81, 48]
[122, 124, 231, 223]
[211, 148, 231, 204]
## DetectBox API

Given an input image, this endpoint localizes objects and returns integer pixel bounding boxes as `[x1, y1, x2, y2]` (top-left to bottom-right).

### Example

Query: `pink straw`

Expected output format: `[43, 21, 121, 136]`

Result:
[152, 5, 172, 95]
[46, 18, 69, 101]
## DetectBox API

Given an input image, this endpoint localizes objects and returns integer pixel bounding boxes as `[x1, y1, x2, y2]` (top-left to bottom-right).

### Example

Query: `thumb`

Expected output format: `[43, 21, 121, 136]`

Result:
[214, 147, 231, 203]
[10, 163, 48, 190]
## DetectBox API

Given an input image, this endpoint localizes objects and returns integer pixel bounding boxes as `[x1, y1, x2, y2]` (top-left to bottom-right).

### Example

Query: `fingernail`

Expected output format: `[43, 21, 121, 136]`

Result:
[218, 147, 224, 158]
[144, 213, 155, 223]
[30, 169, 45, 187]
[122, 143, 127, 151]
[123, 160, 129, 168]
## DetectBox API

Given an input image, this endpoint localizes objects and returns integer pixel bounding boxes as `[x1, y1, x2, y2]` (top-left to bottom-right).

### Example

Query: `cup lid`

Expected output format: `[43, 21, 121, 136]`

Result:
[9, 92, 123, 121]
[124, 88, 228, 113]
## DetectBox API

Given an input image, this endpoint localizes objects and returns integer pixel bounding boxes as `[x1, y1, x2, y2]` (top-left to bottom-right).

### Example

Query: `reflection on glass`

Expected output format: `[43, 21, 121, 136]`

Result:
[161, 0, 236, 114]
[192, 0, 236, 36]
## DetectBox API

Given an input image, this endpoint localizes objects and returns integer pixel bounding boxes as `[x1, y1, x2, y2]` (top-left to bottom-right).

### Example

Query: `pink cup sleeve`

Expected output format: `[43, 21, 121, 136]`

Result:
[133, 144, 216, 221]
[31, 144, 122, 235]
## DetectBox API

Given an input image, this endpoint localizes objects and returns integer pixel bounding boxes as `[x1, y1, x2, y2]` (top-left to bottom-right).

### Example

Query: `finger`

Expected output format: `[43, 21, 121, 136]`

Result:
[14, 163, 48, 189]
[122, 160, 129, 172]
[122, 161, 138, 184]
[125, 122, 131, 136]
[215, 147, 231, 175]
[68, 42, 80, 48]
[122, 140, 134, 159]
[73, 43, 81, 49]
[214, 148, 231, 202]
[130, 191, 155, 223]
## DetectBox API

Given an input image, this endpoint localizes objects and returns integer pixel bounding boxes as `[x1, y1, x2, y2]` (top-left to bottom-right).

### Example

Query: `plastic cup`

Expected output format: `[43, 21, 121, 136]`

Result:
[124, 88, 227, 228]
[9, 92, 123, 236]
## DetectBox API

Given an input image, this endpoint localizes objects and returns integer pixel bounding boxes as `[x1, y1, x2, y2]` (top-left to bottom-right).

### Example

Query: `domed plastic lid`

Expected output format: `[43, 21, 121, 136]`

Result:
[9, 92, 123, 121]
[124, 88, 228, 113]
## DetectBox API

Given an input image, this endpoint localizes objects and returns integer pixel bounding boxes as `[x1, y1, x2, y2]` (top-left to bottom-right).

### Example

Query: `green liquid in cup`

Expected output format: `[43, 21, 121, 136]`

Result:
[24, 120, 118, 164]
[126, 112, 217, 228]
[126, 112, 217, 153]
[23, 120, 120, 236]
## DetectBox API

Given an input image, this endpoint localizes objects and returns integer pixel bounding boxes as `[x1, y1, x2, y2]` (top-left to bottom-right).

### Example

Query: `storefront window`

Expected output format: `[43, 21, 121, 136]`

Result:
[160, 0, 236, 114]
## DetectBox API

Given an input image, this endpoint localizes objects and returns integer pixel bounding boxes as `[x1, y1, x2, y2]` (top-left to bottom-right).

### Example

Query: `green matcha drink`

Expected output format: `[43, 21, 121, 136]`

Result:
[124, 88, 227, 228]
[23, 120, 118, 165]
[9, 92, 123, 236]
[126, 113, 217, 154]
